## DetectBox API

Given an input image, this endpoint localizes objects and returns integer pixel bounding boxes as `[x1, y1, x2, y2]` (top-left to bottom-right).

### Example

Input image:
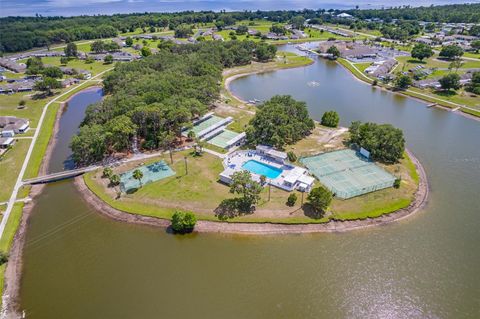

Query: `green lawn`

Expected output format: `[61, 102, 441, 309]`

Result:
[86, 134, 420, 224]
[23, 102, 60, 179]
[0, 140, 30, 202]
[18, 56, 112, 76]
[353, 62, 373, 73]
[0, 202, 24, 308]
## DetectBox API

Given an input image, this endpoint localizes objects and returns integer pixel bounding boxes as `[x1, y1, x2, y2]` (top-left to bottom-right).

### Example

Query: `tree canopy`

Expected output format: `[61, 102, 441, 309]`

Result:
[71, 40, 272, 165]
[246, 95, 315, 149]
[321, 110, 340, 128]
[439, 45, 464, 60]
[307, 186, 332, 213]
[411, 43, 434, 61]
[229, 170, 263, 212]
[171, 211, 197, 233]
[439, 73, 461, 91]
[394, 74, 413, 90]
[348, 121, 405, 163]
[1, 5, 478, 53]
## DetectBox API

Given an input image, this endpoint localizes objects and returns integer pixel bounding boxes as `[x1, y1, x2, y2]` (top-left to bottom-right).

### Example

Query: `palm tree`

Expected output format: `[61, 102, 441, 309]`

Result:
[109, 174, 121, 198]
[109, 174, 120, 187]
[132, 169, 144, 188]
[103, 167, 113, 178]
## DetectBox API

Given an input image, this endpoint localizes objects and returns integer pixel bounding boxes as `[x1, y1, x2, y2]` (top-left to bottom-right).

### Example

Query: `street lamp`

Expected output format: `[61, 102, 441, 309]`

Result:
[184, 156, 188, 175]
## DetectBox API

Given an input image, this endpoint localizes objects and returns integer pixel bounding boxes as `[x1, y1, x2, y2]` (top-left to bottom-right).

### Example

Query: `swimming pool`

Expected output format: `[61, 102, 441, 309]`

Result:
[241, 160, 282, 179]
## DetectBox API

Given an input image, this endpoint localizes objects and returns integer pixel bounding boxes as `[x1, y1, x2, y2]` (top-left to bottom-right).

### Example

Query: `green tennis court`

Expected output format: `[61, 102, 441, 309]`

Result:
[207, 129, 240, 148]
[301, 149, 396, 199]
[120, 160, 175, 192]
[184, 115, 224, 137]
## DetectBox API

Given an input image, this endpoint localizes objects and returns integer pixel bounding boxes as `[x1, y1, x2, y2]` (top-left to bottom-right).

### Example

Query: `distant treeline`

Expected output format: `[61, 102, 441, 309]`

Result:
[347, 4, 480, 24]
[71, 41, 276, 165]
[1, 4, 479, 53]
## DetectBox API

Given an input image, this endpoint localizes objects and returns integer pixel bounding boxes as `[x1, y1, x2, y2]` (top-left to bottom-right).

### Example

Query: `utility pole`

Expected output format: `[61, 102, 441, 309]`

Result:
[184, 156, 188, 175]
[268, 182, 271, 201]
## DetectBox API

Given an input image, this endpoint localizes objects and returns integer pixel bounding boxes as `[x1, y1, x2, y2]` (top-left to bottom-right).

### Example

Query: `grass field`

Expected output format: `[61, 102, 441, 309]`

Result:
[0, 202, 24, 307]
[0, 140, 30, 202]
[86, 129, 419, 224]
[17, 56, 112, 76]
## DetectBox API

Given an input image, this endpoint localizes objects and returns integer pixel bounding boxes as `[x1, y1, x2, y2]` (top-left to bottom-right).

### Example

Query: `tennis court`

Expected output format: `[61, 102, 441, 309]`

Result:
[120, 160, 175, 192]
[207, 129, 241, 148]
[184, 115, 224, 137]
[301, 149, 395, 199]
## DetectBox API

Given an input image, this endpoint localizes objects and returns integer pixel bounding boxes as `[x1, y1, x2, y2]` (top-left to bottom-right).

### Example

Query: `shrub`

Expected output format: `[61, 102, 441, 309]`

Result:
[286, 193, 297, 207]
[394, 74, 412, 90]
[394, 177, 401, 189]
[104, 54, 113, 64]
[287, 151, 297, 162]
[171, 211, 197, 233]
[0, 251, 8, 265]
[102, 167, 113, 178]
[321, 110, 340, 128]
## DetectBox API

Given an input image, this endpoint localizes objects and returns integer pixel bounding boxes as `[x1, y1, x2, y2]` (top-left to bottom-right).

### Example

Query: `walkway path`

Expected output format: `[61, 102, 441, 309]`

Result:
[0, 68, 113, 242]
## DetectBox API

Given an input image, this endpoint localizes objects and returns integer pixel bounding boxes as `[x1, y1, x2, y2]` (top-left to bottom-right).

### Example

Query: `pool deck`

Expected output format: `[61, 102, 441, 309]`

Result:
[220, 150, 314, 192]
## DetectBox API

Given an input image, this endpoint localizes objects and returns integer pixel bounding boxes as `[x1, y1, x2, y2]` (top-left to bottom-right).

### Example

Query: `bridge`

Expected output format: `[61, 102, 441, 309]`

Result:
[22, 166, 99, 185]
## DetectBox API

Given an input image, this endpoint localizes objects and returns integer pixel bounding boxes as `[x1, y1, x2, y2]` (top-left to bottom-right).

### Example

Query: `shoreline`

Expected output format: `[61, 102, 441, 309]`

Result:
[333, 58, 480, 122]
[1, 85, 103, 318]
[222, 58, 314, 104]
[74, 149, 428, 235]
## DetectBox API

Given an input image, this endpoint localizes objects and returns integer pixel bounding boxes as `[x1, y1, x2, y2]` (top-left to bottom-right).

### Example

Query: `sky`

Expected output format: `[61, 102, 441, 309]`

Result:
[1, 0, 478, 17]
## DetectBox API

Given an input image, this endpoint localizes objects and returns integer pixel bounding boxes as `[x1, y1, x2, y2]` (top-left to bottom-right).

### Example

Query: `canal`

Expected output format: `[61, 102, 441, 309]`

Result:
[18, 49, 480, 318]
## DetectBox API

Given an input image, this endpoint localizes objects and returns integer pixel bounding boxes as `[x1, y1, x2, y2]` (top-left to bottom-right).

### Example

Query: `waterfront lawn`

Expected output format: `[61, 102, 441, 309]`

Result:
[0, 140, 30, 202]
[0, 202, 24, 307]
[85, 150, 326, 223]
[353, 62, 372, 73]
[86, 142, 420, 224]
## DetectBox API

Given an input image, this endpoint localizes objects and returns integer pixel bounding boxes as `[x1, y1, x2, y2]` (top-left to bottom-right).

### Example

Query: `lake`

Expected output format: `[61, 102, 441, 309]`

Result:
[1, 0, 472, 17]
[18, 48, 480, 318]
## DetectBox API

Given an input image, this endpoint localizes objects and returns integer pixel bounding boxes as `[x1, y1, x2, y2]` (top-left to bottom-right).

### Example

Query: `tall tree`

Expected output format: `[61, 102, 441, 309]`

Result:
[64, 42, 77, 57]
[229, 171, 263, 212]
[411, 43, 433, 61]
[307, 186, 332, 213]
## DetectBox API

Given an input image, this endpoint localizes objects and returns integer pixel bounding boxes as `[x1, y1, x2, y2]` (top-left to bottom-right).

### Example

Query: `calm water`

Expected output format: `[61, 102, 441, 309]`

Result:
[19, 49, 480, 318]
[47, 88, 103, 173]
[1, 0, 472, 17]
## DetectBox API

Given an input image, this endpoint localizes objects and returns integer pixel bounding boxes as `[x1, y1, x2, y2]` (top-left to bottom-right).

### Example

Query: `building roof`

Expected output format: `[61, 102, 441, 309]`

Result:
[256, 145, 288, 160]
[0, 137, 14, 146]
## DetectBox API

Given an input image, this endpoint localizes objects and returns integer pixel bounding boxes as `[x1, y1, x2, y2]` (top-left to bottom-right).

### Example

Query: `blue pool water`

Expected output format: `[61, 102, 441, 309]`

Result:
[241, 160, 282, 179]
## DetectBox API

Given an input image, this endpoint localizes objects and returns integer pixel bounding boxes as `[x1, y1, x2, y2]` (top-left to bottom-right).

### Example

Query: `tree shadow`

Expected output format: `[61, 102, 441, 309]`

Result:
[126, 187, 139, 194]
[302, 203, 325, 220]
[407, 59, 427, 64]
[434, 90, 457, 97]
[214, 198, 255, 221]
